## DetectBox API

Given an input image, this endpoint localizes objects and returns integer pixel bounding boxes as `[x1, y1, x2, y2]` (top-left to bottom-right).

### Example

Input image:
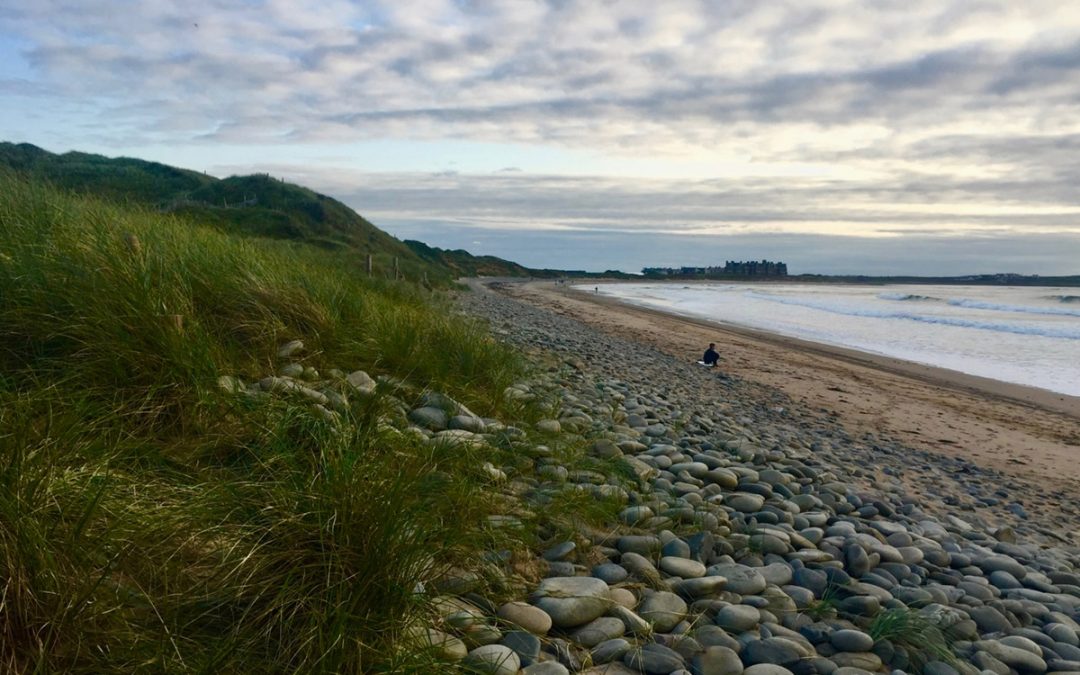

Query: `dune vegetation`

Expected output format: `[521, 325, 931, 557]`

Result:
[0, 172, 557, 672]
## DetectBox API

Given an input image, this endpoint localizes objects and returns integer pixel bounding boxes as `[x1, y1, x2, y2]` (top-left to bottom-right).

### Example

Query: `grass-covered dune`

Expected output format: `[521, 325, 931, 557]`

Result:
[0, 173, 550, 672]
[0, 142, 553, 283]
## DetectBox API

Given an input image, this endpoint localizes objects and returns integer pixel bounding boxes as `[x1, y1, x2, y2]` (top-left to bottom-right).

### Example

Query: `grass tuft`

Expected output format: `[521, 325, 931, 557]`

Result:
[869, 606, 956, 670]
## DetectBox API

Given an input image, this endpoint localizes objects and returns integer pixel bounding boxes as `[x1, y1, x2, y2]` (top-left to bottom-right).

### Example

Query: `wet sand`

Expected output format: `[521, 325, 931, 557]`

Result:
[495, 279, 1080, 508]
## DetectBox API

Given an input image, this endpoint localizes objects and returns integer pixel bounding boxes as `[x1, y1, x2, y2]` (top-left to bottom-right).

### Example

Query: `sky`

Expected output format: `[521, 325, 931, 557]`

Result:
[2, 0, 1080, 275]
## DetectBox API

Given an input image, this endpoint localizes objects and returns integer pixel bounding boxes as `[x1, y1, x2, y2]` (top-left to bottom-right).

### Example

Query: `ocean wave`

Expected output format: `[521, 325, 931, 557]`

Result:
[877, 292, 938, 302]
[1049, 294, 1080, 303]
[747, 291, 1080, 339]
[947, 297, 1080, 318]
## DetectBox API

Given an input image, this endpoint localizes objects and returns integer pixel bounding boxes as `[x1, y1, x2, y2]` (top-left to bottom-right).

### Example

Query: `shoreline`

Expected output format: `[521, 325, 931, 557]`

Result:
[580, 282, 1080, 418]
[492, 279, 1080, 504]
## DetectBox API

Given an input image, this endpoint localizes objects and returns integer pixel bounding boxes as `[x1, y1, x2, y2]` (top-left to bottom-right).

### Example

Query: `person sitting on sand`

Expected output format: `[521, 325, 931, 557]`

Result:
[701, 343, 720, 367]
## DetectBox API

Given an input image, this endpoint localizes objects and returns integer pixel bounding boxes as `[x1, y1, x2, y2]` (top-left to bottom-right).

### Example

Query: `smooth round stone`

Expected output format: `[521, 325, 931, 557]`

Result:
[620, 506, 655, 525]
[448, 414, 485, 432]
[618, 535, 663, 555]
[609, 605, 652, 635]
[621, 551, 661, 579]
[716, 604, 760, 632]
[830, 630, 874, 652]
[692, 645, 744, 675]
[464, 644, 521, 675]
[609, 587, 638, 609]
[502, 631, 541, 664]
[898, 547, 924, 565]
[592, 439, 622, 458]
[891, 586, 932, 606]
[345, 370, 376, 394]
[708, 468, 740, 489]
[279, 363, 304, 377]
[593, 563, 629, 584]
[958, 581, 996, 601]
[536, 419, 561, 433]
[757, 535, 793, 558]
[967, 606, 1012, 634]
[743, 638, 807, 666]
[782, 585, 815, 609]
[445, 609, 482, 631]
[837, 596, 879, 617]
[998, 635, 1042, 655]
[922, 661, 959, 675]
[531, 577, 611, 628]
[462, 622, 502, 648]
[670, 461, 711, 478]
[662, 538, 692, 558]
[571, 616, 626, 648]
[277, 339, 304, 357]
[624, 642, 685, 673]
[988, 570, 1023, 590]
[844, 545, 871, 577]
[691, 627, 737, 652]
[661, 556, 707, 579]
[671, 576, 728, 598]
[792, 568, 828, 597]
[522, 663, 569, 675]
[639, 591, 688, 633]
[976, 555, 1028, 579]
[408, 406, 448, 430]
[709, 564, 767, 595]
[760, 563, 794, 586]
[546, 561, 576, 577]
[829, 651, 882, 671]
[591, 638, 633, 664]
[727, 493, 767, 513]
[538, 465, 569, 482]
[980, 639, 1045, 669]
[643, 423, 667, 437]
[1047, 623, 1079, 646]
[743, 666, 795, 675]
[543, 541, 577, 561]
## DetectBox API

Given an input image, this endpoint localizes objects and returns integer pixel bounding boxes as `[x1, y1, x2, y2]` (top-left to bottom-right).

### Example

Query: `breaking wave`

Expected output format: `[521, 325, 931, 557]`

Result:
[946, 298, 1080, 318]
[749, 292, 1080, 339]
[877, 292, 938, 302]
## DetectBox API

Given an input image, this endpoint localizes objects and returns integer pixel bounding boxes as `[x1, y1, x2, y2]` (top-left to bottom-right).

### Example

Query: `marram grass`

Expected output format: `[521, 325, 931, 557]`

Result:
[0, 173, 530, 672]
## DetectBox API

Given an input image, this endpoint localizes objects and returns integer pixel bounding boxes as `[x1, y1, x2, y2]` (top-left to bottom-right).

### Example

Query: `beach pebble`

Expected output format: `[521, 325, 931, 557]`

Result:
[531, 577, 611, 628]
[463, 644, 521, 675]
[497, 601, 552, 635]
[638, 591, 688, 633]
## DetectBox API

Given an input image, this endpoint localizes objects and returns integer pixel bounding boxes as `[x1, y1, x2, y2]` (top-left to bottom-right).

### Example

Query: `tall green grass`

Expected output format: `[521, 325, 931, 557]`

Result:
[0, 173, 528, 672]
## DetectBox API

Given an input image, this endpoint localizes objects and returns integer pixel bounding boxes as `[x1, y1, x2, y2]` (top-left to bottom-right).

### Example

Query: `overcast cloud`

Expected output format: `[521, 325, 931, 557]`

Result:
[2, 1, 1079, 273]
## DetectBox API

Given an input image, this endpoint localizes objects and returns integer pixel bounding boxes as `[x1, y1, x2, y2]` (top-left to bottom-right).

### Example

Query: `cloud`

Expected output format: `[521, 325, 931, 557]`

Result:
[3, 1, 1080, 273]
[206, 166, 1076, 238]
[5, 1, 1080, 151]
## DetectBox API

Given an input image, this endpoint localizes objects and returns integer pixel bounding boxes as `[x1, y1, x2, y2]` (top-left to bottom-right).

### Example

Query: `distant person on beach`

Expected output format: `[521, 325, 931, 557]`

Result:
[701, 343, 720, 367]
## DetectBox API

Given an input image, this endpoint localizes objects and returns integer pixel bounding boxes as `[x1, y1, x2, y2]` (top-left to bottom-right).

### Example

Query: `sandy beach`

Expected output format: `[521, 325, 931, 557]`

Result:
[494, 279, 1080, 514]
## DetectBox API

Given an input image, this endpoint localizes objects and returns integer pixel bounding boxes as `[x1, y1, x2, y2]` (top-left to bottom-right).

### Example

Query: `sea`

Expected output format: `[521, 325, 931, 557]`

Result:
[594, 282, 1080, 397]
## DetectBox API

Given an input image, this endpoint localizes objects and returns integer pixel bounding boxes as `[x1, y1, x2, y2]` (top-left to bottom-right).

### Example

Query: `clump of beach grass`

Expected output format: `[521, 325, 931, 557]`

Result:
[0, 173, 532, 672]
[869, 606, 956, 670]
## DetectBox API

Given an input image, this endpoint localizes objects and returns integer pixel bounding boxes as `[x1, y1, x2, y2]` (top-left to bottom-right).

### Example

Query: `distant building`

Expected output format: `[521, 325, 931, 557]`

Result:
[642, 260, 788, 278]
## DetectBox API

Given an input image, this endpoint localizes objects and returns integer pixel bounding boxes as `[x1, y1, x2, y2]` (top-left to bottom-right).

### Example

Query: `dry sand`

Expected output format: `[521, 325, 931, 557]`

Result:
[498, 280, 1080, 507]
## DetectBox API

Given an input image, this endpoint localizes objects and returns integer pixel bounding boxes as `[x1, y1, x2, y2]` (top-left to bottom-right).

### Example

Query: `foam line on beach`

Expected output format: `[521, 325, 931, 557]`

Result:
[747, 291, 1080, 340]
